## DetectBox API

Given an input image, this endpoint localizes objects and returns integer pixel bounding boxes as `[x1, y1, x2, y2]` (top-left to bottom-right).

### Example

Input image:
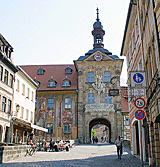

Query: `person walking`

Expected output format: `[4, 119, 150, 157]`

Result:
[115, 136, 123, 160]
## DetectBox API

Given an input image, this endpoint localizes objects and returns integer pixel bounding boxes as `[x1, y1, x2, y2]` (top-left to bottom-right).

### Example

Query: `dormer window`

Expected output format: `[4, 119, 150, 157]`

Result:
[37, 67, 45, 75]
[48, 77, 56, 88]
[62, 77, 71, 87]
[65, 66, 72, 74]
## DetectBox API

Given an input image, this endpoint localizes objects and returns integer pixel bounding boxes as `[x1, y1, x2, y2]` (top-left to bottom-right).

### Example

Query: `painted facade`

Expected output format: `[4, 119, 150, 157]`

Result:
[121, 0, 160, 166]
[21, 65, 78, 141]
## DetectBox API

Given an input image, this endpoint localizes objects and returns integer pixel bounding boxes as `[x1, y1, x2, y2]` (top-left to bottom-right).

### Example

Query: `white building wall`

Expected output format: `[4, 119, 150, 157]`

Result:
[13, 71, 37, 124]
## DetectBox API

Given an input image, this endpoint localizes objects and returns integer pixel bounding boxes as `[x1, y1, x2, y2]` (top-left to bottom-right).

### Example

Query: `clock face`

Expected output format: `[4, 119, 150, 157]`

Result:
[94, 52, 103, 61]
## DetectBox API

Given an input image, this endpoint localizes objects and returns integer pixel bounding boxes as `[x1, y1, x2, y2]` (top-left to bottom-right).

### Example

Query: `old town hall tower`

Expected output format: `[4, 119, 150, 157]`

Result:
[74, 8, 123, 143]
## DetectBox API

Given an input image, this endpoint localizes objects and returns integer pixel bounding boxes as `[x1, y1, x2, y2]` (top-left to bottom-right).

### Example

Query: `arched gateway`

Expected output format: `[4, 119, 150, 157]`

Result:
[89, 118, 111, 143]
[74, 8, 123, 144]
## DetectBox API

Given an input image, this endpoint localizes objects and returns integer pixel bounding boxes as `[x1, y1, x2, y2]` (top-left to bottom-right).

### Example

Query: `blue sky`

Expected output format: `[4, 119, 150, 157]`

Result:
[1, 0, 130, 85]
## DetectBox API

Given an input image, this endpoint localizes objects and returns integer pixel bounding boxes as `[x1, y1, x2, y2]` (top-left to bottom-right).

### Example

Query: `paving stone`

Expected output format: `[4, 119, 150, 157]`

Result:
[0, 143, 149, 167]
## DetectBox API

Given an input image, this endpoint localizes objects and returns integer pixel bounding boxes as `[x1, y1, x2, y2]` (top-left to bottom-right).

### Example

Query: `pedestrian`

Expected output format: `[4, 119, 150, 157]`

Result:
[50, 139, 53, 151]
[115, 136, 123, 160]
[101, 136, 103, 142]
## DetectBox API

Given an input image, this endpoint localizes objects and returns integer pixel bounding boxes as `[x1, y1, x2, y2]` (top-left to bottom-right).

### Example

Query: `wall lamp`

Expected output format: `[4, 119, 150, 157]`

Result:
[16, 104, 20, 112]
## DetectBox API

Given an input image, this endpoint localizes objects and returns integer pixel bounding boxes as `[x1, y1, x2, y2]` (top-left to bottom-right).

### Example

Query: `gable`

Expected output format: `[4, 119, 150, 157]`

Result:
[84, 51, 114, 62]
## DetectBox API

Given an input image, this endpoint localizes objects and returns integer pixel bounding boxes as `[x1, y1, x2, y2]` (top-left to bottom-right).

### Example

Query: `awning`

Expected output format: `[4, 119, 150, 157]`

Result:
[31, 124, 48, 132]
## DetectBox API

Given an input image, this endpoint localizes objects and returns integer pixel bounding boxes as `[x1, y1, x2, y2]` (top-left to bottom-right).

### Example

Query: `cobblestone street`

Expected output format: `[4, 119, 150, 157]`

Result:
[0, 144, 149, 167]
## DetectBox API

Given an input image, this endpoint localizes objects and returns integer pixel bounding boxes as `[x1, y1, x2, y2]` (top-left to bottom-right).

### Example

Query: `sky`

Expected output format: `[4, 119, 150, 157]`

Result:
[1, 0, 130, 85]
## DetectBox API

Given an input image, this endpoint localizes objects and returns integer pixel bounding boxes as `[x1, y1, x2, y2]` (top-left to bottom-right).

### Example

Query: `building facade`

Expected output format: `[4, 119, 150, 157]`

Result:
[0, 34, 18, 143]
[21, 65, 78, 141]
[121, 86, 130, 140]
[12, 66, 47, 144]
[74, 8, 123, 144]
[121, 0, 160, 166]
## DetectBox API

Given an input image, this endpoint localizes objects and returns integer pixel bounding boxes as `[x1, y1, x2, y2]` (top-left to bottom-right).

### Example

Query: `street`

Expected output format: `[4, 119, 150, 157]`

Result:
[0, 144, 149, 167]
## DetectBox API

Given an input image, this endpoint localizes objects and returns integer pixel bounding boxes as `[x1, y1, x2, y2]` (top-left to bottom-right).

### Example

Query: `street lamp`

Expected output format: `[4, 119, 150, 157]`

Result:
[16, 104, 20, 113]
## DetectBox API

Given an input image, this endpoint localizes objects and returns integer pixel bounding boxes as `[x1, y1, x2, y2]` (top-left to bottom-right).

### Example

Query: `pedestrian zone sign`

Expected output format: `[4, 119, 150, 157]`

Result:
[129, 71, 147, 88]
[135, 110, 145, 120]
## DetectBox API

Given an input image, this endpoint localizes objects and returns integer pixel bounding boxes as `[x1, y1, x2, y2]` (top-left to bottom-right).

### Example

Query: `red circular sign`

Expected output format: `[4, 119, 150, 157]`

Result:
[134, 98, 145, 109]
[135, 110, 145, 120]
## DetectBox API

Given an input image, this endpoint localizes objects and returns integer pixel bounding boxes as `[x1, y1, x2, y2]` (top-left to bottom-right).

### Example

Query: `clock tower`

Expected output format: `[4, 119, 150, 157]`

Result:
[74, 8, 123, 144]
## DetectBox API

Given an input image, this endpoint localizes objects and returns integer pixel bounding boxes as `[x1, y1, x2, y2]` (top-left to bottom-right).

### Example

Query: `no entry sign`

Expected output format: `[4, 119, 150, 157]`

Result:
[134, 98, 145, 109]
[135, 110, 145, 120]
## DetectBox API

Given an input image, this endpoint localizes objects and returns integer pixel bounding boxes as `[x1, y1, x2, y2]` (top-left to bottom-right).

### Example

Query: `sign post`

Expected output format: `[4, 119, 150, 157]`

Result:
[130, 71, 147, 167]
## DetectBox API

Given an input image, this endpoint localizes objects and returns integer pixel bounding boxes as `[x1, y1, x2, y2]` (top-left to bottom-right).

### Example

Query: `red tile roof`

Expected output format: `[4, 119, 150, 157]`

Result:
[20, 64, 77, 91]
[121, 86, 129, 113]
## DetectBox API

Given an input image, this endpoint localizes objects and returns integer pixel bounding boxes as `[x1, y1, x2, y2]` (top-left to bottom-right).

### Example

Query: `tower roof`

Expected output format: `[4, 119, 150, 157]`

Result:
[93, 8, 103, 29]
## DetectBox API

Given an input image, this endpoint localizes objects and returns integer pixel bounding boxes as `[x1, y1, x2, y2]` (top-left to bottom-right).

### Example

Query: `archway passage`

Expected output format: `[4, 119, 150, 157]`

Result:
[89, 118, 111, 143]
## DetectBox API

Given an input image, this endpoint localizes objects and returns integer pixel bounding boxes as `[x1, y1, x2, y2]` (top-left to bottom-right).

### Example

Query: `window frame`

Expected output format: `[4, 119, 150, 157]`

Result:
[22, 84, 25, 96]
[2, 96, 6, 112]
[4, 69, 8, 85]
[47, 98, 54, 109]
[87, 72, 94, 82]
[46, 123, 53, 134]
[104, 71, 111, 82]
[65, 98, 71, 109]
[7, 99, 11, 114]
[64, 123, 71, 134]
[0, 65, 3, 81]
[88, 94, 95, 104]
[9, 74, 13, 88]
[104, 93, 111, 104]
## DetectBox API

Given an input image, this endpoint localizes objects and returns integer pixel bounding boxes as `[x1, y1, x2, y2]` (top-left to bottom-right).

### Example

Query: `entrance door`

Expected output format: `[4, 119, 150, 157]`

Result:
[89, 118, 111, 143]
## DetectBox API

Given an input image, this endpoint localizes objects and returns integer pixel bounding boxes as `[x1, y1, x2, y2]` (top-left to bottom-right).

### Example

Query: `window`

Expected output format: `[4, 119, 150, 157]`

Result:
[4, 70, 8, 84]
[35, 99, 37, 108]
[104, 72, 110, 82]
[2, 97, 6, 112]
[37, 67, 45, 75]
[26, 109, 29, 120]
[87, 72, 94, 82]
[27, 88, 30, 99]
[104, 93, 111, 104]
[64, 80, 69, 86]
[48, 78, 56, 88]
[46, 123, 53, 133]
[62, 78, 71, 87]
[47, 98, 54, 109]
[20, 107, 24, 118]
[0, 66, 3, 81]
[126, 118, 130, 125]
[22, 84, 25, 95]
[65, 98, 71, 109]
[9, 74, 13, 88]
[64, 124, 71, 134]
[31, 91, 34, 101]
[30, 111, 33, 122]
[65, 67, 72, 74]
[16, 79, 20, 91]
[88, 94, 95, 104]
[7, 100, 11, 114]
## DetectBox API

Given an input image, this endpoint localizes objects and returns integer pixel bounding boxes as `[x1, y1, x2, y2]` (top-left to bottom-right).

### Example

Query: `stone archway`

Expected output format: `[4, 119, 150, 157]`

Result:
[89, 118, 111, 143]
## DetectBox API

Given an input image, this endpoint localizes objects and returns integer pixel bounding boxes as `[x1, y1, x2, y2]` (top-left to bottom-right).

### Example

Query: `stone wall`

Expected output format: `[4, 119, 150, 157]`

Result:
[0, 145, 31, 163]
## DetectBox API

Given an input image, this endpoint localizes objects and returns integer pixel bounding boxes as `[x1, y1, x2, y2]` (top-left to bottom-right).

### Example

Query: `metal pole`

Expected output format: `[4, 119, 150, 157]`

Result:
[140, 120, 144, 167]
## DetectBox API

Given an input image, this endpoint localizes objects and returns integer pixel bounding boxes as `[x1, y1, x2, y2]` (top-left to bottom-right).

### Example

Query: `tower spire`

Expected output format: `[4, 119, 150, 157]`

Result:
[96, 7, 99, 21]
[92, 8, 105, 49]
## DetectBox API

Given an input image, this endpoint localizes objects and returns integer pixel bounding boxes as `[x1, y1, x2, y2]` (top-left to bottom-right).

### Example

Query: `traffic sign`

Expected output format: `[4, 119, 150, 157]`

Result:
[135, 110, 145, 120]
[129, 71, 147, 88]
[132, 88, 145, 97]
[134, 98, 145, 109]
